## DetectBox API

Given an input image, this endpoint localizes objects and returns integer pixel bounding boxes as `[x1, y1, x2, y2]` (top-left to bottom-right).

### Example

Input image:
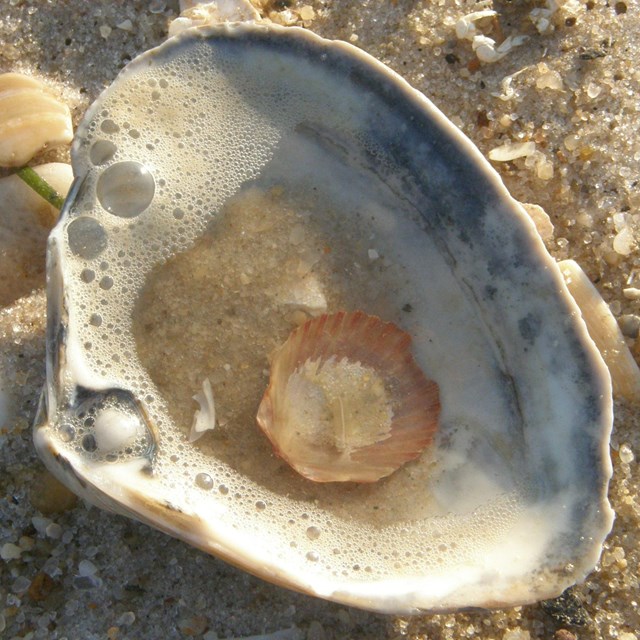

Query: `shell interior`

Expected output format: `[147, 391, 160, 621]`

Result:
[35, 23, 613, 613]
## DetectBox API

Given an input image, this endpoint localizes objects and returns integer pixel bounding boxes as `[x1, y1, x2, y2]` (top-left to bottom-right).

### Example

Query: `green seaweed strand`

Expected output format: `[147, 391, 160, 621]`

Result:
[16, 166, 65, 210]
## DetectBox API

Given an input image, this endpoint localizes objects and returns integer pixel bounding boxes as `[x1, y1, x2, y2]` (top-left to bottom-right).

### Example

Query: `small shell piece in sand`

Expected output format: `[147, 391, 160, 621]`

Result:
[559, 259, 640, 402]
[170, 0, 259, 36]
[0, 73, 73, 167]
[257, 311, 441, 483]
[521, 202, 554, 241]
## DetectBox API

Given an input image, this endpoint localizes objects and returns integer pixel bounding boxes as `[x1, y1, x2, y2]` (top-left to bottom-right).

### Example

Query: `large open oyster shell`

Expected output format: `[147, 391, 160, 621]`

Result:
[34, 23, 613, 613]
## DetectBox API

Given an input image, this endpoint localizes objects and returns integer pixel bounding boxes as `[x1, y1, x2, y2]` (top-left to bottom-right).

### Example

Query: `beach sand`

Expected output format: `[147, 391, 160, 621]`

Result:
[0, 1, 638, 638]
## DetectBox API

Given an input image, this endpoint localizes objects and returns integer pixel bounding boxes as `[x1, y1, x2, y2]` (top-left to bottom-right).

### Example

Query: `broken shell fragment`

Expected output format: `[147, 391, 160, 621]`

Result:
[257, 311, 440, 483]
[0, 73, 73, 167]
[35, 23, 613, 614]
[559, 259, 640, 402]
[190, 378, 216, 442]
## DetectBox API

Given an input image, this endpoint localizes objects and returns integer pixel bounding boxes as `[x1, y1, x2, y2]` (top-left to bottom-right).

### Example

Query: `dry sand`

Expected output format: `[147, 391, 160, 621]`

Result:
[0, 1, 639, 639]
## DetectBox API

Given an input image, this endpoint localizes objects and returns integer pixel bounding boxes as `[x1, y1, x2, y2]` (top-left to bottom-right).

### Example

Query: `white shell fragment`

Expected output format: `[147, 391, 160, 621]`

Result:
[190, 378, 216, 442]
[455, 10, 497, 41]
[488, 141, 537, 162]
[455, 10, 527, 64]
[472, 34, 528, 64]
[521, 202, 554, 241]
[170, 0, 259, 36]
[0, 73, 73, 167]
[559, 259, 640, 402]
[35, 24, 613, 614]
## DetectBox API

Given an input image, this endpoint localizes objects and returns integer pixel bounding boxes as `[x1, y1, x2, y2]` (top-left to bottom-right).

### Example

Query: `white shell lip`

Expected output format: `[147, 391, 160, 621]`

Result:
[36, 22, 614, 614]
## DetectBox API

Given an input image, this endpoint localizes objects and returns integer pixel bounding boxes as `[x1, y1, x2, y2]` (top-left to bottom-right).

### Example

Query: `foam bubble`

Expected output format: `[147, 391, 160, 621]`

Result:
[67, 217, 108, 259]
[90, 140, 117, 165]
[96, 161, 155, 218]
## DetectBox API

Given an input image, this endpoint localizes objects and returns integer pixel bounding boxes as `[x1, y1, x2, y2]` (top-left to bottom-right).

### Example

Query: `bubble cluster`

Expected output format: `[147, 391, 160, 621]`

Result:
[56, 388, 155, 464]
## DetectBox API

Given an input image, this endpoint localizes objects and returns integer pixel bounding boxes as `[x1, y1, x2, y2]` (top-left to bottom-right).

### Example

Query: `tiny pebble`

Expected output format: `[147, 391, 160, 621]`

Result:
[368, 248, 379, 260]
[32, 516, 52, 535]
[12, 575, 32, 594]
[100, 24, 112, 39]
[149, 0, 166, 13]
[299, 5, 315, 21]
[336, 609, 351, 625]
[536, 70, 563, 91]
[18, 536, 35, 550]
[45, 522, 63, 539]
[28, 572, 56, 602]
[623, 287, 640, 300]
[178, 614, 207, 635]
[613, 227, 636, 256]
[619, 314, 640, 338]
[503, 630, 531, 640]
[117, 611, 136, 626]
[619, 443, 634, 464]
[78, 559, 98, 576]
[73, 574, 103, 590]
[1, 542, 22, 561]
[618, 633, 637, 640]
[116, 19, 133, 31]
[307, 620, 326, 640]
[554, 631, 577, 640]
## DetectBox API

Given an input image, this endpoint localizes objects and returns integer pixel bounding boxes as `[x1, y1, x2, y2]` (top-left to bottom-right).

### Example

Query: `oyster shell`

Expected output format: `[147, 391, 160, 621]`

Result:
[34, 23, 613, 613]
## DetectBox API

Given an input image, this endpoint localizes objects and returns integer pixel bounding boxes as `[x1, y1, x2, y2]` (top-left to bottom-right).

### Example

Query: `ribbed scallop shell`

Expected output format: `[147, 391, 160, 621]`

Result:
[0, 73, 73, 167]
[257, 311, 441, 482]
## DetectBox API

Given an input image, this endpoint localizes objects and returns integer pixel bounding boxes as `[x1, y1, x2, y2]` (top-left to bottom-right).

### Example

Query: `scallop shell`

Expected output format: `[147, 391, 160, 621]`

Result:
[257, 311, 441, 483]
[0, 73, 73, 167]
[34, 23, 613, 613]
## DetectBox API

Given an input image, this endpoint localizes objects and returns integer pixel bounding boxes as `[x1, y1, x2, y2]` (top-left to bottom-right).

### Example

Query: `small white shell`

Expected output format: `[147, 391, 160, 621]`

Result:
[0, 73, 73, 167]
